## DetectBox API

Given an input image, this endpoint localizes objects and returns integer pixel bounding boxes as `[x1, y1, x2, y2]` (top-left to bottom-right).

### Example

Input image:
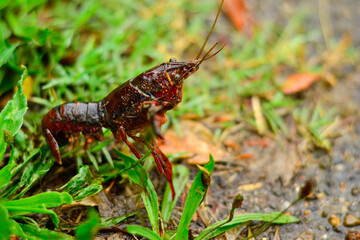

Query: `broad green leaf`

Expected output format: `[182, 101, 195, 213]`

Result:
[175, 155, 215, 240]
[0, 204, 11, 239]
[0, 67, 28, 162]
[0, 43, 18, 67]
[126, 225, 162, 240]
[59, 166, 90, 193]
[73, 180, 103, 201]
[14, 155, 56, 199]
[0, 0, 11, 10]
[59, 164, 103, 201]
[195, 212, 300, 240]
[0, 205, 27, 239]
[3, 191, 72, 208]
[0, 161, 15, 190]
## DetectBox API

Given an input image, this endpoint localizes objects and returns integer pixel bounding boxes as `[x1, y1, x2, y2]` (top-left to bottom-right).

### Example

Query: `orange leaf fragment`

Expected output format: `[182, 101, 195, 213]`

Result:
[157, 120, 228, 165]
[237, 153, 255, 159]
[282, 73, 320, 94]
[223, 0, 255, 36]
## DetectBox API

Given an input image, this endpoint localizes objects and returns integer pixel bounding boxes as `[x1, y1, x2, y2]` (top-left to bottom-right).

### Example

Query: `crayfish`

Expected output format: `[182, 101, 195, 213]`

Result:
[42, 0, 225, 198]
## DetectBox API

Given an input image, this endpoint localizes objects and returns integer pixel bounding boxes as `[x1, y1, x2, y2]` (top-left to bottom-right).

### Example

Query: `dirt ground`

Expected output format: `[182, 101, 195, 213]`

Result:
[206, 0, 360, 239]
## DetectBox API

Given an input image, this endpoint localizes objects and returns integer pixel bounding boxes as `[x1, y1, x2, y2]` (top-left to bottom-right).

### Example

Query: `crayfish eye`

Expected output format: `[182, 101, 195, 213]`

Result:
[174, 74, 181, 81]
[169, 57, 177, 62]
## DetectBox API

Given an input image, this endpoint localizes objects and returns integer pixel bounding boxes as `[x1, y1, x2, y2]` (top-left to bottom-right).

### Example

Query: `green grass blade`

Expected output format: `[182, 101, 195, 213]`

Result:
[0, 42, 18, 67]
[175, 155, 215, 240]
[20, 223, 74, 240]
[161, 165, 189, 223]
[100, 212, 136, 228]
[14, 156, 57, 199]
[141, 179, 159, 234]
[0, 67, 28, 162]
[195, 212, 300, 240]
[115, 149, 160, 234]
[75, 208, 100, 240]
[126, 225, 162, 240]
[3, 191, 72, 208]
[7, 206, 60, 227]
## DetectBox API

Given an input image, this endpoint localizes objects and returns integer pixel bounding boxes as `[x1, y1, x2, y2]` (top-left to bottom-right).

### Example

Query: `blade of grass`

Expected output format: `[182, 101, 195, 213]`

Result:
[20, 222, 74, 240]
[3, 191, 72, 208]
[126, 225, 162, 240]
[100, 212, 136, 228]
[114, 149, 160, 234]
[175, 155, 215, 240]
[7, 206, 60, 227]
[0, 67, 28, 162]
[195, 212, 300, 240]
[161, 165, 189, 223]
[75, 208, 100, 240]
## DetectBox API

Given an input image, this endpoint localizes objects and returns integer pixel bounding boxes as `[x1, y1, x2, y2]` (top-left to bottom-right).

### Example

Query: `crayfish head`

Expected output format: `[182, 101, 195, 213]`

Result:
[164, 58, 200, 86]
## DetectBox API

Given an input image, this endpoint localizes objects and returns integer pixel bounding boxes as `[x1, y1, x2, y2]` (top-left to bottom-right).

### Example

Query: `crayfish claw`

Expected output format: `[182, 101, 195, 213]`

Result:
[150, 142, 175, 199]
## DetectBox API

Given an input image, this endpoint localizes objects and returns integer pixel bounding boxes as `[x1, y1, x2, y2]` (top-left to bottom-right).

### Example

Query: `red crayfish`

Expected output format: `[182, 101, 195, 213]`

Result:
[42, 0, 225, 198]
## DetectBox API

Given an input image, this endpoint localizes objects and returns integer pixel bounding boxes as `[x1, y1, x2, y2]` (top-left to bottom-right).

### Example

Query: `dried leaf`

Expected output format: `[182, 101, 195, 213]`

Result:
[282, 73, 320, 94]
[158, 120, 227, 164]
[243, 138, 271, 147]
[223, 0, 254, 36]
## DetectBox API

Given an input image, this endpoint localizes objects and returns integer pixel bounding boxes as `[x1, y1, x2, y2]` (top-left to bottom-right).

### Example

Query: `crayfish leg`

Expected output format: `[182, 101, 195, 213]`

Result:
[115, 127, 143, 159]
[44, 129, 62, 164]
[115, 127, 175, 199]
[149, 142, 175, 200]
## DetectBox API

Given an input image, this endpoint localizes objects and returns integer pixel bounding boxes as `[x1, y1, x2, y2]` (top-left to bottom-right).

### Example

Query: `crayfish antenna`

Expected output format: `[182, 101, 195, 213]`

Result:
[196, 0, 225, 60]
[196, 41, 227, 68]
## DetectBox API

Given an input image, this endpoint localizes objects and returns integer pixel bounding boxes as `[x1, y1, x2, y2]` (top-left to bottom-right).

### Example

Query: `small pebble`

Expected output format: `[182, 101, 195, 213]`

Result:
[321, 234, 328, 240]
[351, 186, 360, 196]
[321, 210, 329, 218]
[296, 231, 315, 240]
[344, 214, 360, 227]
[317, 223, 326, 232]
[329, 214, 341, 227]
[346, 231, 360, 240]
[333, 225, 344, 233]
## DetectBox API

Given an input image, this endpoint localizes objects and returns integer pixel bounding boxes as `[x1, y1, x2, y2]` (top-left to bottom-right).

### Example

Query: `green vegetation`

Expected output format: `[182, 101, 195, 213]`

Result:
[0, 0, 355, 239]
